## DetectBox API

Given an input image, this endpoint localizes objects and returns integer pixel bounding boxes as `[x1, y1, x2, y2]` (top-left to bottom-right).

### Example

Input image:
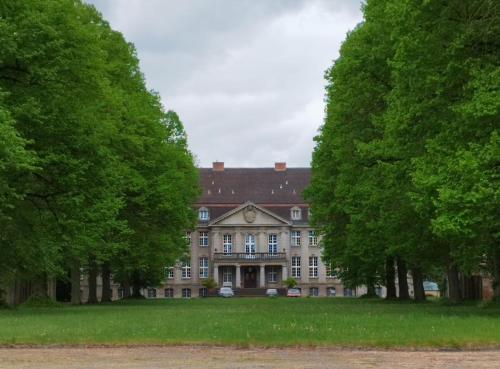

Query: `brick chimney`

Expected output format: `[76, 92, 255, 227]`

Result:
[212, 161, 224, 171]
[274, 162, 286, 171]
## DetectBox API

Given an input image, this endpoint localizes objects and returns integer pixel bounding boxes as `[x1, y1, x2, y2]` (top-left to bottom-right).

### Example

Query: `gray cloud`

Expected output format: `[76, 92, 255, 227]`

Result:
[85, 0, 363, 167]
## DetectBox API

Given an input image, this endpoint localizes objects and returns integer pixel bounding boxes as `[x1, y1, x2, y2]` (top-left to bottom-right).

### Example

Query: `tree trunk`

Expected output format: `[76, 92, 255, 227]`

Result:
[492, 245, 500, 301]
[132, 282, 143, 299]
[447, 263, 461, 303]
[396, 256, 410, 300]
[122, 280, 131, 299]
[70, 261, 81, 305]
[101, 263, 112, 303]
[385, 256, 397, 299]
[411, 268, 426, 301]
[87, 258, 99, 304]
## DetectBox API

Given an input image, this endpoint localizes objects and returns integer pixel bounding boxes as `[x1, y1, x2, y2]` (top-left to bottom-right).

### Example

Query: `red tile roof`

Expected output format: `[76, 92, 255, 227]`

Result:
[197, 167, 311, 205]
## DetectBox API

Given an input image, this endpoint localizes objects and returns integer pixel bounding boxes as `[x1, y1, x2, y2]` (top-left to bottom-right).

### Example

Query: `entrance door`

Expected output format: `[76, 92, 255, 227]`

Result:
[243, 266, 257, 288]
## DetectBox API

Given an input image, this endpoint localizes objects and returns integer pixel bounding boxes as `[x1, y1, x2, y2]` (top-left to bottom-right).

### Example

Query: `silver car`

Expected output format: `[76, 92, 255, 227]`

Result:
[266, 288, 278, 297]
[218, 286, 235, 298]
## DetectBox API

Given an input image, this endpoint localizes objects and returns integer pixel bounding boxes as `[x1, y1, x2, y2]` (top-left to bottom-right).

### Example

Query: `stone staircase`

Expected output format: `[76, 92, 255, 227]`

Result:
[235, 288, 286, 297]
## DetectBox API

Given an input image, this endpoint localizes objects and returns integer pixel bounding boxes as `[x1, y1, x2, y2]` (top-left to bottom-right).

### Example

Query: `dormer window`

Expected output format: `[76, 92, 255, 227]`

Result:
[291, 206, 302, 220]
[199, 207, 209, 221]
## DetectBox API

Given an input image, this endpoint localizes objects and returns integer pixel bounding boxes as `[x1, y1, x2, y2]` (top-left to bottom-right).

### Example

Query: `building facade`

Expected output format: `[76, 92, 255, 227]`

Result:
[155, 161, 350, 298]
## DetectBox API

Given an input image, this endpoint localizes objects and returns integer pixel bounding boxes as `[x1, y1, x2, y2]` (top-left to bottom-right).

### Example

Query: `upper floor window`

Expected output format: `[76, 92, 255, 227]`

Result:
[181, 260, 191, 279]
[186, 232, 192, 246]
[199, 257, 209, 279]
[199, 231, 209, 247]
[165, 267, 174, 279]
[291, 207, 302, 220]
[309, 256, 318, 278]
[245, 234, 256, 255]
[308, 230, 318, 246]
[268, 234, 278, 254]
[199, 207, 209, 221]
[291, 256, 301, 278]
[223, 234, 233, 255]
[291, 231, 301, 247]
[325, 264, 335, 278]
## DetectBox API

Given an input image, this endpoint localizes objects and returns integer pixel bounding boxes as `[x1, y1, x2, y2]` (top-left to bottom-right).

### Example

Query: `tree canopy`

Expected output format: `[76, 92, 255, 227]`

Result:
[0, 0, 199, 303]
[306, 0, 499, 301]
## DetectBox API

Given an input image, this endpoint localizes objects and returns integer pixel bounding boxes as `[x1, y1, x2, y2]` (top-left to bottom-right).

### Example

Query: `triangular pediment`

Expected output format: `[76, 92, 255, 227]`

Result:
[209, 202, 291, 226]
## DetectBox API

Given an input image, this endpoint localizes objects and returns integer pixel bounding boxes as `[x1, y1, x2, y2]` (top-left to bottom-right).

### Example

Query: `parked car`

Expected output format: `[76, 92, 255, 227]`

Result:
[287, 288, 301, 297]
[266, 288, 278, 297]
[218, 286, 235, 298]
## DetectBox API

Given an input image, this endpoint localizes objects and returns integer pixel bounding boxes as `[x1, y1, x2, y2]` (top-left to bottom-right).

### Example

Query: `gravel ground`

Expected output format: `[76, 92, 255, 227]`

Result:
[0, 346, 499, 369]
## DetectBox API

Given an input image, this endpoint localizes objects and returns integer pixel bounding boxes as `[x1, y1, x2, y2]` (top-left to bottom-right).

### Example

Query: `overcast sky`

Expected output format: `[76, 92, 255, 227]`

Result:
[85, 0, 363, 167]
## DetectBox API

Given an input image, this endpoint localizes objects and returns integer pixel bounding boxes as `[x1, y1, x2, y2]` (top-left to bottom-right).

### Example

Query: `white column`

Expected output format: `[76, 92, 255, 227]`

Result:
[282, 265, 288, 282]
[236, 265, 241, 288]
[259, 265, 266, 288]
[214, 265, 219, 285]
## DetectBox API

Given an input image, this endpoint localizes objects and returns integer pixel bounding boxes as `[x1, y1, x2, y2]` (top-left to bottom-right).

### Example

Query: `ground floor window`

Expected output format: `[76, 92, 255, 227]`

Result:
[182, 288, 191, 298]
[164, 288, 174, 298]
[309, 287, 319, 297]
[147, 288, 157, 298]
[268, 266, 278, 283]
[344, 288, 355, 297]
[223, 267, 233, 283]
[327, 287, 336, 297]
[199, 287, 208, 297]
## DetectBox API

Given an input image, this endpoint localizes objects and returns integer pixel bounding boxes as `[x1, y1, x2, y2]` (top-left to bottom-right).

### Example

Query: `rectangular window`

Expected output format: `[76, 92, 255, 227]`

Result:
[186, 232, 192, 246]
[199, 287, 208, 297]
[268, 266, 278, 282]
[199, 231, 209, 247]
[165, 267, 174, 279]
[182, 288, 191, 298]
[291, 256, 301, 278]
[325, 264, 335, 278]
[181, 260, 191, 279]
[199, 209, 209, 221]
[344, 288, 355, 297]
[147, 288, 157, 298]
[199, 257, 209, 279]
[164, 288, 174, 298]
[309, 287, 319, 297]
[308, 230, 318, 246]
[291, 231, 301, 247]
[309, 256, 318, 278]
[291, 208, 301, 220]
[223, 267, 233, 283]
[245, 234, 256, 254]
[223, 234, 232, 255]
[118, 287, 124, 299]
[327, 287, 336, 297]
[268, 234, 278, 254]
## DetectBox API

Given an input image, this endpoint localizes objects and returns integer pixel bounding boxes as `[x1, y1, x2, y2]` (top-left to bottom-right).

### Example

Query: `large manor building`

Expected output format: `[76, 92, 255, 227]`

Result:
[151, 161, 351, 298]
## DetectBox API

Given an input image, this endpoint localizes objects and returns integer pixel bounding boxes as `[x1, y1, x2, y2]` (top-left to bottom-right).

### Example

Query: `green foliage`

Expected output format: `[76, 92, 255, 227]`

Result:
[201, 278, 217, 289]
[283, 278, 298, 288]
[0, 0, 199, 298]
[21, 296, 63, 308]
[307, 0, 499, 298]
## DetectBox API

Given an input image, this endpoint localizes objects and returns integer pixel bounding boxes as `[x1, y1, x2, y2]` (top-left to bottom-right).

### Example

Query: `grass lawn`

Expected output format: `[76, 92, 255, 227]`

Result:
[1, 298, 500, 348]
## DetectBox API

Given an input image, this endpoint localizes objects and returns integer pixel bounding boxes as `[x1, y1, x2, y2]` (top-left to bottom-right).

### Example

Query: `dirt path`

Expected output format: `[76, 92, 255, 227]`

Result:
[0, 346, 499, 369]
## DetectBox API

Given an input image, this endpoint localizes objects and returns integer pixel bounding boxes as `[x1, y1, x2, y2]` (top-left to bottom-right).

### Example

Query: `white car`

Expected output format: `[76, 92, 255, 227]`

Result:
[266, 288, 278, 297]
[218, 286, 235, 298]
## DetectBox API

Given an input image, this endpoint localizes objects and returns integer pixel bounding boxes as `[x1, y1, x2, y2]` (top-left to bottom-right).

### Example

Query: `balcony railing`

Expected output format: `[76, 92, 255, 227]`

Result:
[214, 252, 286, 262]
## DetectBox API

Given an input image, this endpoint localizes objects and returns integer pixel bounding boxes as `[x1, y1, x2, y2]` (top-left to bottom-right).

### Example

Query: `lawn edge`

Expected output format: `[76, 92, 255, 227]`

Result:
[1, 342, 500, 352]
